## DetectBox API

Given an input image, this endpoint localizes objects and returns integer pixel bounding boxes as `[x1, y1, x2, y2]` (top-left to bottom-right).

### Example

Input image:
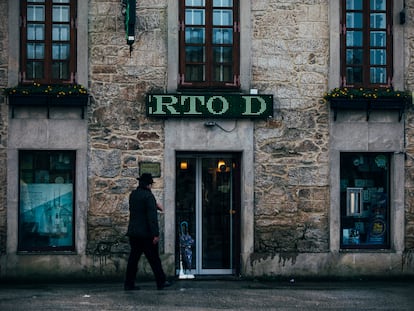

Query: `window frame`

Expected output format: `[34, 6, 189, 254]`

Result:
[340, 0, 393, 88]
[178, 0, 240, 90]
[20, 0, 77, 84]
[18, 150, 76, 252]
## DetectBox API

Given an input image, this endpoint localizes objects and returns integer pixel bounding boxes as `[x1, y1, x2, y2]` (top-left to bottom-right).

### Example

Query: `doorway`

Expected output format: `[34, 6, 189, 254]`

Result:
[175, 153, 241, 275]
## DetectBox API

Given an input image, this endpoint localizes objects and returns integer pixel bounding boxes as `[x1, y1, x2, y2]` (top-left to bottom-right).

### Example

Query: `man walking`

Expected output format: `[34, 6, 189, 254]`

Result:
[124, 173, 171, 290]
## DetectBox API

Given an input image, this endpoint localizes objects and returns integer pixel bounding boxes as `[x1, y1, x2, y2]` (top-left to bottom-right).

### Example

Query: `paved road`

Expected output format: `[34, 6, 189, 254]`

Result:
[1, 278, 414, 310]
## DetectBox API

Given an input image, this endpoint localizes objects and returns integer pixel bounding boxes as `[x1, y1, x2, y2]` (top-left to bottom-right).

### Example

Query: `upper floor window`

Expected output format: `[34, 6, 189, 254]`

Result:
[341, 0, 393, 87]
[179, 0, 240, 89]
[20, 0, 77, 84]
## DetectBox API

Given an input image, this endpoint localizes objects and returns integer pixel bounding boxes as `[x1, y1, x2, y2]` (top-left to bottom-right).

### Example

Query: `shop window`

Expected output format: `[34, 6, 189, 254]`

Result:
[340, 153, 390, 249]
[179, 0, 240, 89]
[340, 0, 393, 87]
[18, 150, 75, 252]
[20, 0, 77, 84]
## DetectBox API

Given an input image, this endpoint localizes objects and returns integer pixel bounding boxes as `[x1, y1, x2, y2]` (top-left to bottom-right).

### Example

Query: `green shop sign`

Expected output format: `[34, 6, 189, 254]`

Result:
[146, 94, 273, 119]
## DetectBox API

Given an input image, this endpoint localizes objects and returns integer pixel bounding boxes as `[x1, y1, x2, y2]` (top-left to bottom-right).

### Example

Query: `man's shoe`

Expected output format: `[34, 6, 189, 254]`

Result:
[124, 285, 140, 291]
[157, 281, 172, 290]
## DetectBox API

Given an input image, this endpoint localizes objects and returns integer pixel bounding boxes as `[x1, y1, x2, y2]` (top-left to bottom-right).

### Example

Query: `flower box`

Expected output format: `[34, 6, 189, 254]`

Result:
[328, 96, 408, 121]
[8, 94, 89, 106]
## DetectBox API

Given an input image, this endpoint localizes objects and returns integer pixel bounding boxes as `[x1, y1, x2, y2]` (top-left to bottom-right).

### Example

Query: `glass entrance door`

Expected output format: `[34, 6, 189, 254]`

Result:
[176, 153, 240, 275]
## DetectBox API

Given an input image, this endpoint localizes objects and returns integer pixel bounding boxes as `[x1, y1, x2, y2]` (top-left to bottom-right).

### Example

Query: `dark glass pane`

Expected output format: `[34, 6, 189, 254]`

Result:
[186, 65, 205, 81]
[185, 46, 205, 62]
[26, 61, 44, 79]
[346, 66, 363, 84]
[370, 31, 386, 47]
[52, 43, 70, 60]
[370, 67, 386, 83]
[213, 46, 232, 63]
[185, 27, 205, 44]
[346, 13, 363, 28]
[346, 0, 363, 10]
[346, 49, 363, 65]
[27, 43, 45, 59]
[175, 158, 197, 272]
[212, 28, 233, 44]
[213, 65, 232, 82]
[370, 13, 386, 28]
[346, 31, 363, 47]
[52, 61, 70, 79]
[370, 49, 386, 65]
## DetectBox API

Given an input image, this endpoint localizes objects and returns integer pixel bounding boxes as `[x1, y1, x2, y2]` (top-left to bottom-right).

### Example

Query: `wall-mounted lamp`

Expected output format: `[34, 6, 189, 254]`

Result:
[123, 0, 136, 53]
[180, 161, 188, 170]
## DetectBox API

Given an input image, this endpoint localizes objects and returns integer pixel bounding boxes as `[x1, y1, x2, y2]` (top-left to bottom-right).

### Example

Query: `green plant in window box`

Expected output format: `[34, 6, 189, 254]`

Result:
[3, 83, 89, 106]
[323, 87, 411, 101]
[4, 83, 88, 97]
[325, 87, 412, 121]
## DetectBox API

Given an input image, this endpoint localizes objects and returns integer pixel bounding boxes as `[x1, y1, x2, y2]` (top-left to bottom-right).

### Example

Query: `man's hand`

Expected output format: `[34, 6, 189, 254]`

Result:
[156, 202, 164, 212]
[153, 236, 160, 245]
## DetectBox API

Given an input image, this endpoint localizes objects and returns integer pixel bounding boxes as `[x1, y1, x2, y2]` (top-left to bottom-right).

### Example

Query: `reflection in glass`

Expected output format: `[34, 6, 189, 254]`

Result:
[53, 25, 70, 41]
[185, 28, 205, 44]
[52, 43, 69, 60]
[28, 5, 45, 22]
[370, 31, 386, 47]
[19, 151, 75, 251]
[186, 65, 205, 82]
[346, 49, 363, 65]
[186, 0, 205, 6]
[27, 24, 45, 41]
[213, 10, 232, 25]
[186, 9, 205, 25]
[370, 67, 386, 83]
[346, 13, 363, 28]
[370, 13, 386, 28]
[346, 66, 363, 84]
[340, 153, 390, 249]
[346, 31, 363, 47]
[186, 46, 205, 62]
[370, 0, 385, 10]
[27, 43, 45, 59]
[52, 61, 70, 80]
[27, 61, 44, 79]
[213, 28, 233, 44]
[213, 46, 232, 63]
[213, 0, 232, 6]
[214, 64, 232, 82]
[346, 0, 363, 10]
[52, 5, 70, 22]
[370, 49, 386, 65]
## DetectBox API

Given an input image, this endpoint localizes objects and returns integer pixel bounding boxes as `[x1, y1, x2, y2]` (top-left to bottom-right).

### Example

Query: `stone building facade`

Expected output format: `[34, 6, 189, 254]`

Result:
[0, 0, 414, 280]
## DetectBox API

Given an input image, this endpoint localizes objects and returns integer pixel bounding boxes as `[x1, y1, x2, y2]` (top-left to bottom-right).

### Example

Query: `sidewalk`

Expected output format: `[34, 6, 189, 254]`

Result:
[1, 278, 414, 310]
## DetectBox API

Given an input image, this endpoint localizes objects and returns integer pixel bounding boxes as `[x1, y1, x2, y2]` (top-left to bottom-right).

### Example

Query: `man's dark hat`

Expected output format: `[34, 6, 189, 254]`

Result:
[137, 173, 154, 184]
